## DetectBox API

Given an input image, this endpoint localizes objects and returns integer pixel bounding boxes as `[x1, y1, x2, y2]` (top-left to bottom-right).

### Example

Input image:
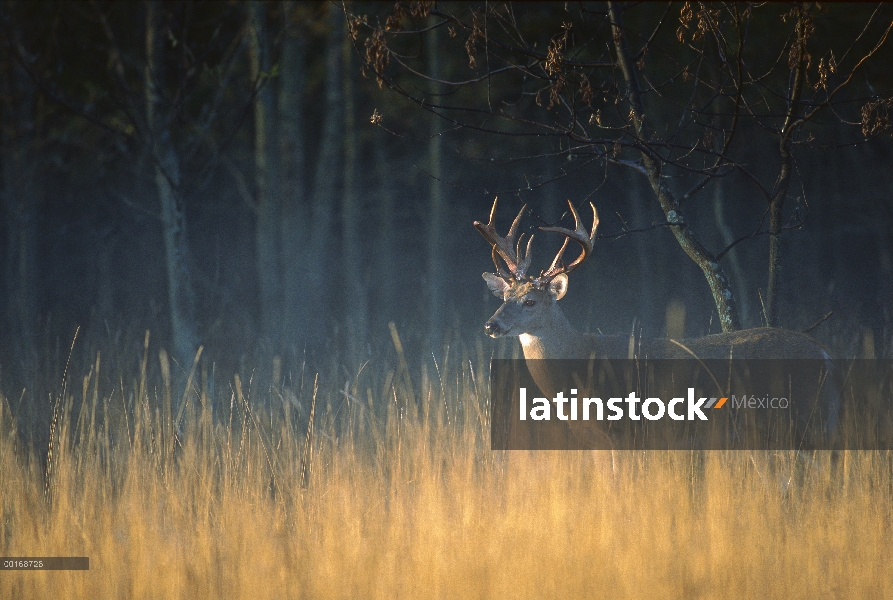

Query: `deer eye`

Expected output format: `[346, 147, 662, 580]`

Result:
[523, 299, 536, 307]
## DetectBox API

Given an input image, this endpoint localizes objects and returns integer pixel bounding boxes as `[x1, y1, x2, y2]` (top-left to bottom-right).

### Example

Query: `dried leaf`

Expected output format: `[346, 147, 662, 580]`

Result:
[862, 98, 893, 137]
[385, 14, 402, 32]
[409, 1, 433, 18]
[579, 74, 593, 106]
[679, 2, 693, 28]
[589, 109, 602, 127]
[815, 57, 827, 90]
[347, 15, 366, 41]
[786, 6, 814, 70]
[466, 11, 482, 70]
[364, 29, 390, 88]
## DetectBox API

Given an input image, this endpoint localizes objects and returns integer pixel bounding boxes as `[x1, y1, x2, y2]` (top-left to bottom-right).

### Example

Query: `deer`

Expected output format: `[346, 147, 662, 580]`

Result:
[475, 198, 840, 439]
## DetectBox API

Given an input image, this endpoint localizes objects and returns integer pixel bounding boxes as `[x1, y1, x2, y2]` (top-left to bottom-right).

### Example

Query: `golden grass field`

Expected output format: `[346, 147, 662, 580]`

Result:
[1, 335, 892, 599]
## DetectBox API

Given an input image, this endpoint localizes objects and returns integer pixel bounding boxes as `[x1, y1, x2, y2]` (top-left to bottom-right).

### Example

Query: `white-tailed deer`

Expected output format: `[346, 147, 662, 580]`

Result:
[475, 198, 840, 436]
[476, 198, 834, 362]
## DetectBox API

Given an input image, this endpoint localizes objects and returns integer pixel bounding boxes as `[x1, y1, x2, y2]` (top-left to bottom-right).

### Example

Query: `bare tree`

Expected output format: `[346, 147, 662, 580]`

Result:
[342, 9, 368, 355]
[84, 0, 250, 361]
[0, 22, 38, 367]
[372, 126, 397, 338]
[279, 0, 309, 354]
[248, 1, 283, 349]
[426, 16, 446, 352]
[355, 1, 893, 331]
[306, 3, 344, 349]
[145, 0, 198, 362]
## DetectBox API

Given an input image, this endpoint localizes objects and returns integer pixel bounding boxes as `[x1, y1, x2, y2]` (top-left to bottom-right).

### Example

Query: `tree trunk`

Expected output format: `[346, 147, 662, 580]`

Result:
[629, 175, 654, 335]
[278, 0, 308, 355]
[713, 181, 751, 327]
[145, 0, 198, 363]
[766, 4, 810, 328]
[607, 1, 740, 332]
[305, 4, 344, 350]
[373, 126, 396, 338]
[1, 19, 38, 370]
[248, 0, 282, 349]
[766, 130, 799, 329]
[341, 23, 367, 356]
[766, 172, 787, 327]
[426, 19, 445, 354]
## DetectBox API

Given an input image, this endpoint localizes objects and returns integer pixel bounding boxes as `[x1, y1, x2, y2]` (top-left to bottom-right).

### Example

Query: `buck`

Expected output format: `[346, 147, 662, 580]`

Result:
[475, 198, 839, 436]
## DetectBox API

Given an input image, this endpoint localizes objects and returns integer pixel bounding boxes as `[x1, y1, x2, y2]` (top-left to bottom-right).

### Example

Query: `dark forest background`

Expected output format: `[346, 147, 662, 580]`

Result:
[1, 2, 892, 439]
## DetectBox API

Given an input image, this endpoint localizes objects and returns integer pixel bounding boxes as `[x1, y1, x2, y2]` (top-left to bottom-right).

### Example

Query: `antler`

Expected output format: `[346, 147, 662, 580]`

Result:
[536, 200, 599, 284]
[474, 197, 534, 281]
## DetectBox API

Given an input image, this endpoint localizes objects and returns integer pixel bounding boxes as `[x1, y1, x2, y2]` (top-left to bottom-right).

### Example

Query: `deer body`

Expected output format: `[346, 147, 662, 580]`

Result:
[484, 268, 832, 361]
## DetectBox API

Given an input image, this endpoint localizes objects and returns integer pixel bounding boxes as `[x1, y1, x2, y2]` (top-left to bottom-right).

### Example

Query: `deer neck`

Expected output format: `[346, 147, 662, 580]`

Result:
[518, 305, 589, 360]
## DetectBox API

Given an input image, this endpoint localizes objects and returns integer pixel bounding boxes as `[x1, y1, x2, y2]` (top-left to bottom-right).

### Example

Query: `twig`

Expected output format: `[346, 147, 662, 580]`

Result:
[803, 311, 833, 334]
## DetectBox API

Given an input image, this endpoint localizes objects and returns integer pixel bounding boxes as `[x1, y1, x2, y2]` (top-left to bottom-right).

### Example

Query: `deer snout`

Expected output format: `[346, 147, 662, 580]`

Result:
[484, 320, 506, 337]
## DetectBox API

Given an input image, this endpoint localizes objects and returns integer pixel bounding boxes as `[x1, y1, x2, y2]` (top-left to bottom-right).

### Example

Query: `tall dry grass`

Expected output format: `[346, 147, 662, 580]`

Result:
[1, 333, 892, 599]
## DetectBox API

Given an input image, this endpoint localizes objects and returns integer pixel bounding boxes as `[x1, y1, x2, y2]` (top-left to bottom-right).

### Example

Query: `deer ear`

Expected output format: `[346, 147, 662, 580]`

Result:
[482, 273, 509, 297]
[548, 273, 568, 300]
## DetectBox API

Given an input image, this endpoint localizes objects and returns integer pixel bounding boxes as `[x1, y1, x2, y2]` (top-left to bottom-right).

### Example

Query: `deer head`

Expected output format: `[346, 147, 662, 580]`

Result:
[475, 198, 598, 338]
